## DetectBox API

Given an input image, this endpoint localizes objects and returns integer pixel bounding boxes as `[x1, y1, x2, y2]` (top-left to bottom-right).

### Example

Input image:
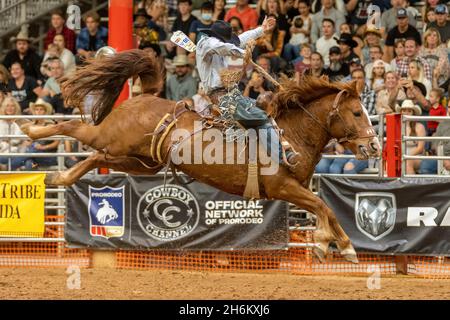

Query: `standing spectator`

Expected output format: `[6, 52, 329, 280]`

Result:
[257, 0, 290, 40]
[0, 97, 24, 170]
[426, 4, 450, 44]
[42, 59, 69, 114]
[310, 0, 346, 43]
[384, 8, 422, 62]
[189, 1, 214, 43]
[380, 0, 417, 36]
[376, 71, 407, 114]
[166, 55, 198, 101]
[224, 0, 259, 32]
[283, 0, 312, 62]
[44, 10, 76, 54]
[390, 39, 406, 72]
[315, 18, 338, 66]
[3, 30, 42, 82]
[7, 62, 42, 113]
[353, 68, 377, 115]
[427, 88, 447, 135]
[253, 15, 286, 73]
[323, 46, 349, 82]
[76, 11, 108, 63]
[10, 99, 59, 171]
[395, 38, 432, 81]
[335, 33, 359, 64]
[212, 0, 227, 22]
[42, 35, 76, 75]
[368, 60, 387, 92]
[420, 28, 450, 88]
[396, 100, 426, 174]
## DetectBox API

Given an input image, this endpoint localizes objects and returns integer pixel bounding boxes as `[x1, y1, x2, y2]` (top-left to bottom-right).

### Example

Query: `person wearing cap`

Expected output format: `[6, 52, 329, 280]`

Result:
[396, 99, 426, 174]
[401, 78, 430, 112]
[166, 55, 198, 101]
[315, 18, 338, 66]
[335, 33, 359, 65]
[3, 30, 42, 81]
[380, 0, 417, 36]
[361, 26, 383, 65]
[342, 56, 363, 82]
[10, 98, 59, 171]
[323, 46, 349, 82]
[384, 8, 422, 62]
[426, 4, 450, 43]
[44, 10, 76, 54]
[76, 11, 108, 62]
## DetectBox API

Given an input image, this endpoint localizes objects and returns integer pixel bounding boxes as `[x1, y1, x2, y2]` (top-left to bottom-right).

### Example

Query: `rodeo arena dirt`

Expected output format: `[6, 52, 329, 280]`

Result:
[0, 0, 450, 306]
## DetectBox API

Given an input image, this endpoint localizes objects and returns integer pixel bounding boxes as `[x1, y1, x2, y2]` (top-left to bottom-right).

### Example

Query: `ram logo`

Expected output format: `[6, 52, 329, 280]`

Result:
[355, 192, 396, 241]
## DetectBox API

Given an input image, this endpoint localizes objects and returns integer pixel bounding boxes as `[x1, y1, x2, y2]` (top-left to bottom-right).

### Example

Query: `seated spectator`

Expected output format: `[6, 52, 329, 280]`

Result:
[145, 0, 169, 42]
[315, 141, 368, 174]
[384, 8, 422, 62]
[420, 28, 450, 88]
[0, 64, 10, 88]
[189, 1, 214, 43]
[380, 0, 417, 36]
[42, 59, 70, 114]
[335, 33, 359, 64]
[283, 0, 312, 62]
[0, 97, 25, 170]
[401, 79, 430, 113]
[361, 27, 383, 65]
[76, 11, 108, 63]
[3, 30, 42, 82]
[294, 44, 312, 78]
[192, 82, 211, 116]
[395, 38, 432, 81]
[352, 68, 377, 115]
[166, 55, 198, 101]
[396, 100, 426, 174]
[323, 46, 349, 82]
[257, 0, 290, 40]
[368, 60, 386, 92]
[339, 23, 364, 56]
[342, 56, 363, 82]
[423, 6, 436, 33]
[419, 114, 450, 174]
[364, 45, 391, 80]
[229, 16, 244, 35]
[376, 71, 407, 115]
[253, 14, 286, 74]
[224, 0, 258, 31]
[407, 60, 432, 99]
[10, 99, 59, 171]
[390, 39, 406, 72]
[212, 0, 226, 22]
[7, 61, 42, 114]
[302, 52, 326, 78]
[42, 35, 76, 75]
[426, 4, 450, 44]
[244, 71, 268, 99]
[315, 18, 338, 66]
[422, 0, 441, 23]
[310, 0, 345, 43]
[345, 0, 387, 35]
[44, 10, 76, 54]
[427, 88, 447, 135]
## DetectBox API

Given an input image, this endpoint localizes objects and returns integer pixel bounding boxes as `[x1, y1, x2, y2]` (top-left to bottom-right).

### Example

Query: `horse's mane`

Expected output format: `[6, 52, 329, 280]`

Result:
[60, 49, 162, 125]
[272, 75, 359, 118]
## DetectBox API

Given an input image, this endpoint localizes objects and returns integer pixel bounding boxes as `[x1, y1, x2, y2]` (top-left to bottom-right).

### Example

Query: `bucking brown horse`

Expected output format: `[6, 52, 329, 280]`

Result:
[17, 50, 380, 263]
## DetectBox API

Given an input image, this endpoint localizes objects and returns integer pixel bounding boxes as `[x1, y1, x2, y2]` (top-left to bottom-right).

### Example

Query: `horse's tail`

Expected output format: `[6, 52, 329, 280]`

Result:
[60, 49, 162, 125]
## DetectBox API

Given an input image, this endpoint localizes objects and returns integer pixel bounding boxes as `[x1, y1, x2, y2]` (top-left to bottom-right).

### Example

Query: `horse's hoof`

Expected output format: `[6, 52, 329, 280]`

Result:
[313, 246, 326, 263]
[343, 253, 359, 264]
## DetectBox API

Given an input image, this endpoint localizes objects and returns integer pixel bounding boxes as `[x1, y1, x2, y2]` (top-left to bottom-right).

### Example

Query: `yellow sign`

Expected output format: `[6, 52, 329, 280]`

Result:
[0, 174, 46, 237]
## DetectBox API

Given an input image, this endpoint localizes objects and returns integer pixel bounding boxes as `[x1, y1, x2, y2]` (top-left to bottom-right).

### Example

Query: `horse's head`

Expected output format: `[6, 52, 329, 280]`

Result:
[328, 84, 381, 160]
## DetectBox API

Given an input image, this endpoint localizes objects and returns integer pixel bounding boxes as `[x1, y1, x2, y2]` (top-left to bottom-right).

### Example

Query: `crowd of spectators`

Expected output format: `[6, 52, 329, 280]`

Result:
[1, 0, 450, 174]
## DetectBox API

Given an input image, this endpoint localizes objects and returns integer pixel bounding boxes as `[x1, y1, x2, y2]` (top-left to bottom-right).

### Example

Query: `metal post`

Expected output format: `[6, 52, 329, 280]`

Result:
[401, 115, 406, 177]
[384, 113, 402, 177]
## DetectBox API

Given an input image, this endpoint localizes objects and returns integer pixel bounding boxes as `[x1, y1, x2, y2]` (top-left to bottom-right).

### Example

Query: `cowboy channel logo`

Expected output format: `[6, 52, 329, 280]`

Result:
[137, 184, 200, 242]
[88, 186, 125, 238]
[355, 192, 396, 241]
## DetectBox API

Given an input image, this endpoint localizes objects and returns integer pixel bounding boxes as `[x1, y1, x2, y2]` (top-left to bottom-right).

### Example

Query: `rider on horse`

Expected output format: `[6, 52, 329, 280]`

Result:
[196, 17, 298, 170]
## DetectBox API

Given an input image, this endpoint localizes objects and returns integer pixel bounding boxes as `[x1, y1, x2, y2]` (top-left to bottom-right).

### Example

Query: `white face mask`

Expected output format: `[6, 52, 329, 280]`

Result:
[202, 13, 212, 21]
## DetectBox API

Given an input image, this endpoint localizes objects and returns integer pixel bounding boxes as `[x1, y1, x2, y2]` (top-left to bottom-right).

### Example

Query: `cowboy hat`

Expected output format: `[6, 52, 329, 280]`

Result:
[29, 98, 53, 115]
[334, 33, 358, 48]
[10, 30, 33, 42]
[364, 26, 382, 37]
[395, 99, 422, 115]
[199, 20, 241, 47]
[172, 54, 190, 67]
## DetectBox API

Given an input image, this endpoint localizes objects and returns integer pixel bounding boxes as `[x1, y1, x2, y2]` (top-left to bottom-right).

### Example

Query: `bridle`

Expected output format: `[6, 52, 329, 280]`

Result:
[299, 89, 376, 144]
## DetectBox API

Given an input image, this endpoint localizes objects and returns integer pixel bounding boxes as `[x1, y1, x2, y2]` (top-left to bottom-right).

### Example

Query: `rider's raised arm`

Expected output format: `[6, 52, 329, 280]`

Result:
[199, 36, 245, 59]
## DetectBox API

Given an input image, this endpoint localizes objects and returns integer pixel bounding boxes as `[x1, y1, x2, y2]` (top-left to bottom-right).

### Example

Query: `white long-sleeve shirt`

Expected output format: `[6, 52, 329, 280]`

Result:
[195, 27, 264, 92]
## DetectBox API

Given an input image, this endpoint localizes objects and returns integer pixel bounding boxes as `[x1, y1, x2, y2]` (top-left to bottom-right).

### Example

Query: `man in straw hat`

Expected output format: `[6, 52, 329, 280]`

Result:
[195, 17, 299, 168]
[166, 54, 198, 101]
[3, 29, 42, 81]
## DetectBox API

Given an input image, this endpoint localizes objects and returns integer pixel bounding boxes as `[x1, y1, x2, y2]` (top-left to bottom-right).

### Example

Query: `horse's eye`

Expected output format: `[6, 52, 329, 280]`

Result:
[353, 112, 361, 117]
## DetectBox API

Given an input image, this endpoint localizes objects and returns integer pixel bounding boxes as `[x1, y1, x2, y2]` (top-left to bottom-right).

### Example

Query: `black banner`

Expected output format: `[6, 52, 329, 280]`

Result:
[65, 175, 288, 250]
[319, 176, 450, 255]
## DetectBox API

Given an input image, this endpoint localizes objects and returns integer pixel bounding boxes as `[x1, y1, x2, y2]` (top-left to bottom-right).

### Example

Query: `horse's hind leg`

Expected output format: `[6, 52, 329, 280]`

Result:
[46, 152, 162, 186]
[20, 119, 106, 150]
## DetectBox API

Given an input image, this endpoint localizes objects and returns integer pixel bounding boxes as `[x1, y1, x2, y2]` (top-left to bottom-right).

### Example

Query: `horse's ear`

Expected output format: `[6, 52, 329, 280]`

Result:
[350, 79, 362, 96]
